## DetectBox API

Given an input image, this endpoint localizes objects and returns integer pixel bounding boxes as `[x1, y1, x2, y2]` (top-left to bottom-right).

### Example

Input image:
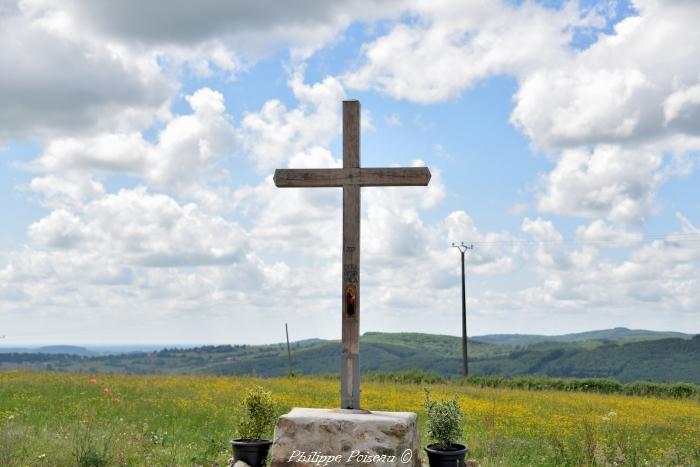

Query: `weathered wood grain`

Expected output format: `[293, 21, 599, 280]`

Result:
[341, 100, 361, 410]
[273, 167, 431, 187]
[272, 99, 431, 410]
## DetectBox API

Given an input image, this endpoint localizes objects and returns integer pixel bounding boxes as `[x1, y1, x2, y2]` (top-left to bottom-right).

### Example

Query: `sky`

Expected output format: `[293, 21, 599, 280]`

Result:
[1, 0, 699, 346]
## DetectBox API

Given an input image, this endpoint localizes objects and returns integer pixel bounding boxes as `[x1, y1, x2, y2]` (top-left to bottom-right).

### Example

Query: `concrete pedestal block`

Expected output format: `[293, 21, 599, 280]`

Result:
[271, 408, 421, 466]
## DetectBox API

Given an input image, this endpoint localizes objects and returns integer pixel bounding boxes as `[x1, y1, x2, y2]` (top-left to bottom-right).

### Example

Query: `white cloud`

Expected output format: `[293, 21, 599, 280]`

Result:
[677, 212, 700, 235]
[514, 214, 700, 314]
[536, 145, 662, 224]
[344, 0, 589, 103]
[663, 82, 700, 134]
[35, 134, 149, 174]
[442, 210, 518, 275]
[0, 0, 406, 141]
[0, 1, 172, 140]
[27, 174, 105, 209]
[513, 67, 656, 147]
[574, 219, 643, 248]
[511, 1, 700, 148]
[234, 87, 516, 322]
[31, 88, 237, 190]
[240, 70, 345, 171]
[28, 187, 250, 267]
[342, 0, 700, 236]
[52, 0, 405, 59]
[385, 113, 402, 127]
[0, 183, 287, 335]
[29, 209, 86, 249]
[8, 73, 354, 333]
[3, 1, 699, 341]
[508, 203, 528, 216]
[521, 217, 576, 272]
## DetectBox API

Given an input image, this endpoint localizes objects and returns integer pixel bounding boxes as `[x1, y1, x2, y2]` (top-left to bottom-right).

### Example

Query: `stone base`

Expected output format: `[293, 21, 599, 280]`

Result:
[271, 408, 421, 467]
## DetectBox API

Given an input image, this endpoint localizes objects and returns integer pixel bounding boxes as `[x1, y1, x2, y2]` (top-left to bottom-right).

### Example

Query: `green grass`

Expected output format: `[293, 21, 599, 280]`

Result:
[1, 370, 699, 466]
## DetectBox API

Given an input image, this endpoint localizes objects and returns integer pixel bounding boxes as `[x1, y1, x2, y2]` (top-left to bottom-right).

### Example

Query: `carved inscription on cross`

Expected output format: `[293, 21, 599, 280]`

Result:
[274, 100, 431, 409]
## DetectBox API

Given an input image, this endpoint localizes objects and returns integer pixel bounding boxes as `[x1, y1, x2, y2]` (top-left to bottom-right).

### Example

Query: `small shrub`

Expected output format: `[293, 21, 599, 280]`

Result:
[190, 435, 227, 465]
[423, 387, 464, 451]
[72, 424, 112, 467]
[0, 424, 26, 466]
[363, 370, 446, 384]
[237, 386, 276, 440]
[461, 375, 700, 399]
[668, 383, 695, 398]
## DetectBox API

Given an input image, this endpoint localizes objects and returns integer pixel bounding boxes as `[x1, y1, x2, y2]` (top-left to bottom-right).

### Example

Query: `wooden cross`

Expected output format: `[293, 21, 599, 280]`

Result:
[274, 100, 431, 409]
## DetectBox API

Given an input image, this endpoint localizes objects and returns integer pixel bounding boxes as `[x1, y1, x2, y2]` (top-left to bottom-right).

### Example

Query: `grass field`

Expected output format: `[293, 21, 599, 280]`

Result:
[1, 370, 699, 466]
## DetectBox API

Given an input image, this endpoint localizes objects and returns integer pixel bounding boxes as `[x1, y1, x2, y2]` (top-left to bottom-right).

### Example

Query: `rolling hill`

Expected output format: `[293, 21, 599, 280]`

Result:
[471, 336, 700, 383]
[473, 327, 694, 345]
[0, 345, 96, 356]
[2, 330, 698, 384]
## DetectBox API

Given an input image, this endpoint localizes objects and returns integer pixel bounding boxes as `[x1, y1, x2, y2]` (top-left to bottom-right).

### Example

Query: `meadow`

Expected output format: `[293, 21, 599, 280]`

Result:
[1, 370, 699, 466]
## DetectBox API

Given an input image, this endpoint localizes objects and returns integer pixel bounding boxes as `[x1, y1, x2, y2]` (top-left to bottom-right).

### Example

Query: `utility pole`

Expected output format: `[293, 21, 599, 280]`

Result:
[452, 242, 473, 377]
[285, 323, 292, 377]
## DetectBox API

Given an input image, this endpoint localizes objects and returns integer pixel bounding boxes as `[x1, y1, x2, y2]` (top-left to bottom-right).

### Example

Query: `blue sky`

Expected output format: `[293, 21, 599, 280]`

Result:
[1, 0, 699, 345]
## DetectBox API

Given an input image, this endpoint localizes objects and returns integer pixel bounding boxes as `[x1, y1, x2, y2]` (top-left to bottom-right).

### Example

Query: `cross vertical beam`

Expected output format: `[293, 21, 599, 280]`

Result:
[341, 100, 361, 409]
[272, 99, 431, 411]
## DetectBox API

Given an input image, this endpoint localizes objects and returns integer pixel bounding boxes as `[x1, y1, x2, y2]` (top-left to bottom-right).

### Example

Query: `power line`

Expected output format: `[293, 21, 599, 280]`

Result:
[459, 233, 700, 247]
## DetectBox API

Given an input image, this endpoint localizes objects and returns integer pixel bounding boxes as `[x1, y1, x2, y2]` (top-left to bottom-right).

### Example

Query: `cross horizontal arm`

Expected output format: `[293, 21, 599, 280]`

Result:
[274, 167, 431, 187]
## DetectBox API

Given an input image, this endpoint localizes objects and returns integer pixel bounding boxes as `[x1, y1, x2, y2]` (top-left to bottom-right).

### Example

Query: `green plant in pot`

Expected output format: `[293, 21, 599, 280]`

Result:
[231, 386, 277, 467]
[423, 387, 468, 467]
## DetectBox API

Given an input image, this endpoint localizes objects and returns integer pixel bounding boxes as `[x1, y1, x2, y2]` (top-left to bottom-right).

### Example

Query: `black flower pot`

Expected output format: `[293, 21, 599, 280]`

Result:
[425, 443, 469, 467]
[231, 439, 272, 467]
